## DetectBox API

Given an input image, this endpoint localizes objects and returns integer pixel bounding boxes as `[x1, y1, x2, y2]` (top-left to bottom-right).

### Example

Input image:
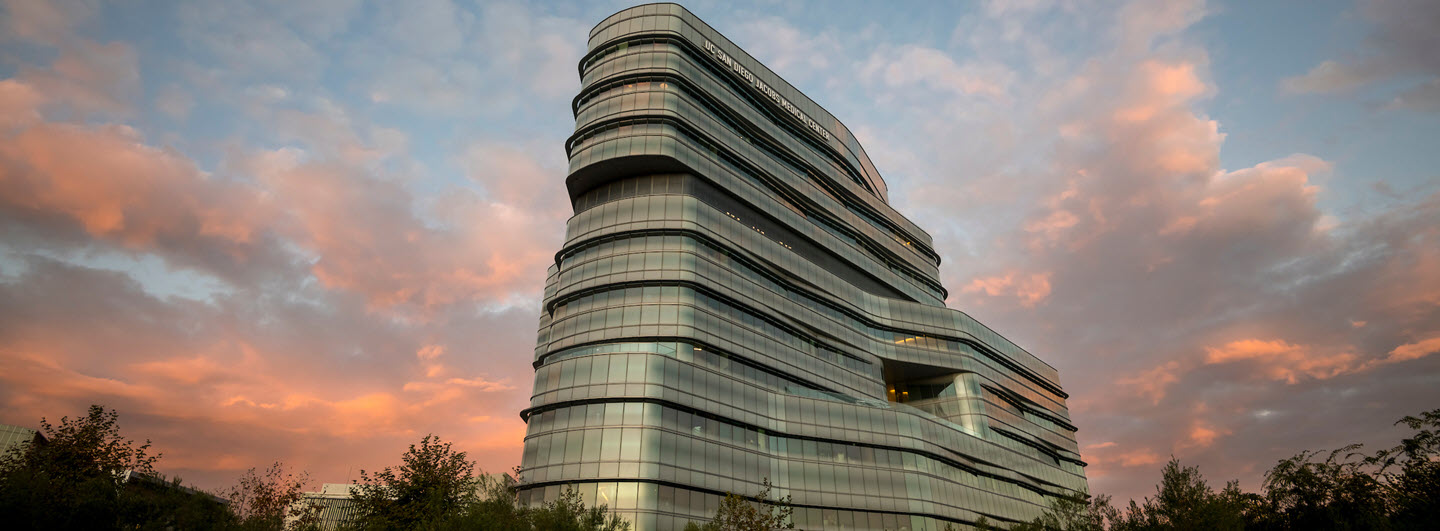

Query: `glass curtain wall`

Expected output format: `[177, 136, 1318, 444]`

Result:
[517, 4, 1088, 530]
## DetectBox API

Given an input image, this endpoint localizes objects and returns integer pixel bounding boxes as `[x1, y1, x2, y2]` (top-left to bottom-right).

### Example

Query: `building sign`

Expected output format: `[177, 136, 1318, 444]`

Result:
[703, 40, 832, 141]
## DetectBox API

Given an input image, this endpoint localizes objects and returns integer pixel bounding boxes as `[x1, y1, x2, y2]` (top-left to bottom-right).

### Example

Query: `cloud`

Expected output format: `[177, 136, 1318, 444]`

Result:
[860, 45, 1012, 100]
[1115, 0, 1208, 52]
[1382, 336, 1440, 363]
[356, 1, 588, 112]
[0, 91, 290, 288]
[416, 344, 446, 360]
[154, 84, 195, 120]
[730, 15, 844, 79]
[1119, 449, 1163, 468]
[1203, 339, 1359, 384]
[0, 1, 578, 491]
[1, 0, 97, 47]
[1386, 78, 1440, 111]
[1282, 0, 1440, 110]
[848, 0, 1440, 503]
[0, 0, 1435, 508]
[0, 253, 538, 489]
[175, 1, 343, 79]
[15, 39, 141, 117]
[0, 80, 45, 128]
[1283, 60, 1384, 94]
[961, 271, 1053, 307]
[1186, 422, 1225, 448]
[1117, 361, 1182, 405]
[240, 147, 559, 313]
[2, 69, 566, 315]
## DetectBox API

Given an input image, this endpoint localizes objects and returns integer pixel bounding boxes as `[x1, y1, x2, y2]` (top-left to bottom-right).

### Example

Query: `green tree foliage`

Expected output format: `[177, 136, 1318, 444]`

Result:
[347, 434, 481, 530]
[683, 479, 794, 531]
[1257, 445, 1389, 530]
[1100, 459, 1248, 531]
[1002, 494, 1111, 531]
[1367, 409, 1440, 529]
[223, 462, 322, 530]
[429, 472, 533, 529]
[342, 434, 628, 530]
[1004, 408, 1440, 531]
[526, 486, 631, 531]
[116, 472, 240, 530]
[0, 404, 234, 529]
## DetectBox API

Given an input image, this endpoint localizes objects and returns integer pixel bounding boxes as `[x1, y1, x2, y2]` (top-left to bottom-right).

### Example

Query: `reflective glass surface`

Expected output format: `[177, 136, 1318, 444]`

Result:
[519, 4, 1087, 530]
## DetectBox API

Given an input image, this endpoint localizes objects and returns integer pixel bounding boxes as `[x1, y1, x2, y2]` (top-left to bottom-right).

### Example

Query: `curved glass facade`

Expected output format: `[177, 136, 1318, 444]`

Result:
[518, 4, 1087, 530]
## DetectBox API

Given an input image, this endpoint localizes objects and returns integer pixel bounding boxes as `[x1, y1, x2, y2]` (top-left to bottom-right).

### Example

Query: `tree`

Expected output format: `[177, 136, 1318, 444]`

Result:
[114, 472, 238, 530]
[425, 472, 533, 530]
[347, 434, 479, 530]
[1261, 445, 1389, 530]
[527, 485, 630, 531]
[0, 405, 159, 528]
[1368, 408, 1440, 530]
[1, 404, 160, 482]
[1005, 493, 1111, 531]
[685, 479, 794, 530]
[1096, 459, 1247, 531]
[991, 408, 1440, 531]
[341, 434, 633, 530]
[1005, 459, 1247, 531]
[0, 404, 233, 530]
[223, 461, 322, 530]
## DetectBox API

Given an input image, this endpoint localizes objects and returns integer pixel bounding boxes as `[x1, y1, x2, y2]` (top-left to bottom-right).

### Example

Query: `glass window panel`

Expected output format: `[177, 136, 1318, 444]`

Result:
[658, 485, 674, 512]
[627, 354, 646, 381]
[591, 357, 610, 384]
[602, 428, 622, 460]
[572, 357, 592, 386]
[596, 482, 618, 510]
[584, 403, 603, 426]
[583, 430, 602, 461]
[609, 355, 628, 382]
[621, 428, 641, 460]
[565, 431, 583, 461]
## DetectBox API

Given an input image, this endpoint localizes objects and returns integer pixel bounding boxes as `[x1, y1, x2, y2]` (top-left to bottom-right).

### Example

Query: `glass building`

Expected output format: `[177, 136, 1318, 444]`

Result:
[0, 423, 43, 458]
[517, 4, 1088, 529]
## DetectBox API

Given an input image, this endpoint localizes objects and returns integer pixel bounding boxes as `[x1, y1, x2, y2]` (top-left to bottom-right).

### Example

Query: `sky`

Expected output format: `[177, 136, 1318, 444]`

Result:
[0, 0, 1436, 505]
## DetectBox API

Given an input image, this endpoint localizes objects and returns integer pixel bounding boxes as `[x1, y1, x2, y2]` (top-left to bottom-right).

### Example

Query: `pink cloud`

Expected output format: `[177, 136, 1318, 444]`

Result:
[1383, 336, 1440, 364]
[1201, 335, 1440, 385]
[0, 259, 535, 486]
[881, 0, 1440, 504]
[0, 32, 564, 491]
[0, 0, 1434, 509]
[1118, 449, 1163, 468]
[1180, 414, 1230, 449]
[1117, 361, 1183, 405]
[961, 271, 1053, 307]
[1189, 425, 1220, 447]
[0, 79, 45, 128]
[416, 344, 446, 360]
[1, 73, 565, 316]
[1203, 339, 1359, 384]
[0, 119, 268, 249]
